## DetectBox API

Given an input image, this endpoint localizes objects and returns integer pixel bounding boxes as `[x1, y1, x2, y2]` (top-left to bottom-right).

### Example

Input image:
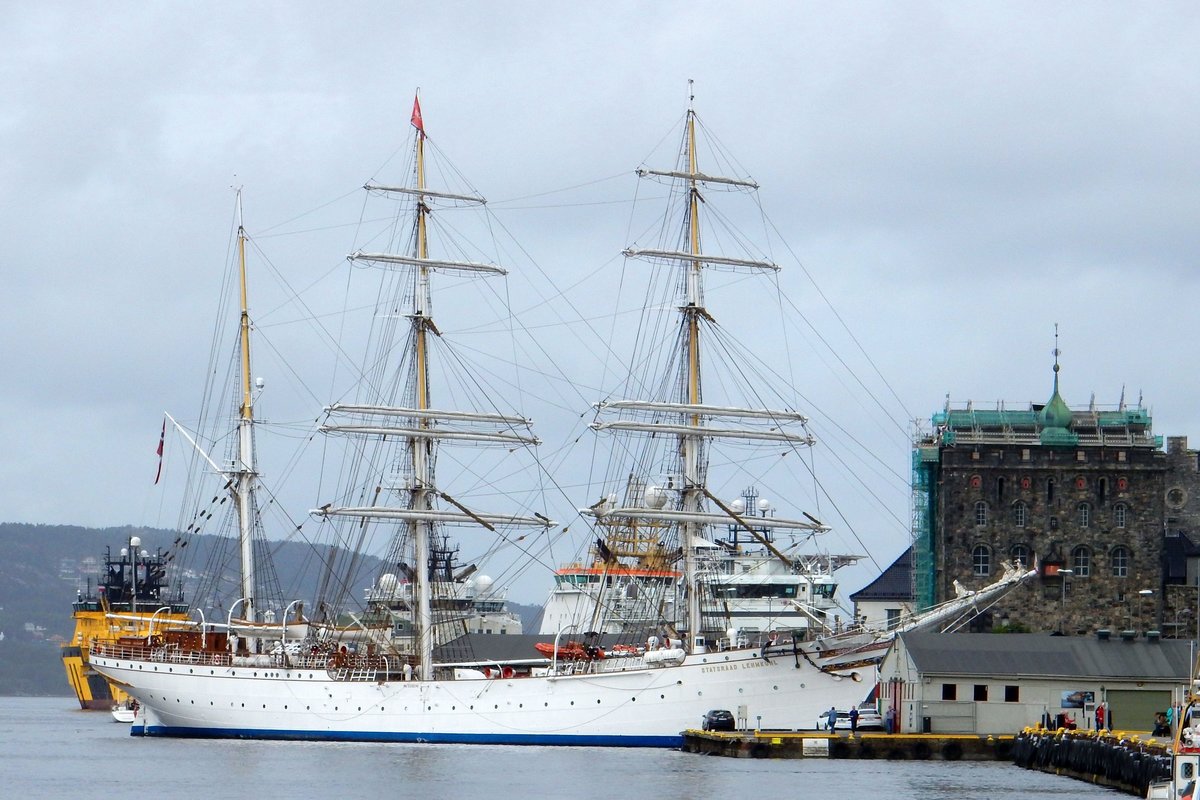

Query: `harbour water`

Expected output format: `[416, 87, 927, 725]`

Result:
[0, 697, 1119, 798]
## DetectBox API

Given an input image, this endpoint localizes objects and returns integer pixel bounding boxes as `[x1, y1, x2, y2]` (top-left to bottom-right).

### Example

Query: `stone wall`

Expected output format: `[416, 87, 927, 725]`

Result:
[933, 441, 1171, 633]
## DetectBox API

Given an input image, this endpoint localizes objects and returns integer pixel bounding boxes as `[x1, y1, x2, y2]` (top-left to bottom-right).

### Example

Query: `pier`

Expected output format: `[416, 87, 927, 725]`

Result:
[683, 728, 1174, 797]
[681, 730, 1015, 761]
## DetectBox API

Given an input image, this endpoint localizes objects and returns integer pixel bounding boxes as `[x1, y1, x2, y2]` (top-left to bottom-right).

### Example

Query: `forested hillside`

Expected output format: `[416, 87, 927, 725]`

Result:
[0, 522, 544, 696]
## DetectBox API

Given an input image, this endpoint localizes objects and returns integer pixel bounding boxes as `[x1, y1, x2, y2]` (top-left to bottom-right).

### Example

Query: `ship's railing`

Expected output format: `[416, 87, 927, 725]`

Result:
[90, 641, 408, 677]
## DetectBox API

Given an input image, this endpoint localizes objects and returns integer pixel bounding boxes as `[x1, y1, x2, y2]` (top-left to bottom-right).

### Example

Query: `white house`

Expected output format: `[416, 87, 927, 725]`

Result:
[878, 630, 1192, 735]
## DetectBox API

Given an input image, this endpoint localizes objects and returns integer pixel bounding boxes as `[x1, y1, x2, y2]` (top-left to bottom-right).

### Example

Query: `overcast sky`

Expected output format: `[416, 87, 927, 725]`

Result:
[3, 2, 1198, 603]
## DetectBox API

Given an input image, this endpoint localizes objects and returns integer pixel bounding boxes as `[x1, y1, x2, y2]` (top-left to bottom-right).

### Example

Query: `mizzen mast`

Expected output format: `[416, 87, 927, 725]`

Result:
[587, 84, 822, 650]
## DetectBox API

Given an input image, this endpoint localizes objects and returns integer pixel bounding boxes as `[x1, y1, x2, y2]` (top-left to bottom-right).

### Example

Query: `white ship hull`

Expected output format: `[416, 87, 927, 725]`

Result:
[91, 646, 868, 746]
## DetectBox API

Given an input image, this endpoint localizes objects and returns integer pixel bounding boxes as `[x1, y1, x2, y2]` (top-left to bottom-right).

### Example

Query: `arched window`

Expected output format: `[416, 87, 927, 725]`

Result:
[1097, 477, 1107, 505]
[1047, 478, 1056, 504]
[1012, 501, 1028, 528]
[1071, 546, 1091, 577]
[1111, 546, 1130, 578]
[1010, 544, 1032, 569]
[1077, 502, 1091, 528]
[1114, 503, 1128, 528]
[972, 545, 991, 577]
[974, 501, 988, 527]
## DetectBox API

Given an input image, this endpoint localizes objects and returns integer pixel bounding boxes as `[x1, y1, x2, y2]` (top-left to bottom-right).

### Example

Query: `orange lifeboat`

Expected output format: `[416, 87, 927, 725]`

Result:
[534, 641, 605, 660]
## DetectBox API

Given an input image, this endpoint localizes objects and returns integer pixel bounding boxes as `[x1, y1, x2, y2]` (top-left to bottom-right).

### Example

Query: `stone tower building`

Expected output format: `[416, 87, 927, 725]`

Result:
[912, 356, 1200, 636]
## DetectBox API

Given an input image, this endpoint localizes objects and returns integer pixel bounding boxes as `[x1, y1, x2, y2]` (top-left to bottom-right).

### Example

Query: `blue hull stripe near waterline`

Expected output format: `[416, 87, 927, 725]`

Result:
[133, 724, 682, 748]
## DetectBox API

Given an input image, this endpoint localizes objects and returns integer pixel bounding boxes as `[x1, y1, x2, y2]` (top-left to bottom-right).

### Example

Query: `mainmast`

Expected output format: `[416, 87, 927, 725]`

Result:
[313, 94, 552, 679]
[234, 189, 257, 623]
[410, 94, 435, 680]
[680, 98, 705, 644]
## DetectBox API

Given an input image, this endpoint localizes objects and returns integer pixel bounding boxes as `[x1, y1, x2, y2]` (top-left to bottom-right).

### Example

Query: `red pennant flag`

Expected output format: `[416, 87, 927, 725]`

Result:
[154, 419, 166, 484]
[410, 95, 424, 137]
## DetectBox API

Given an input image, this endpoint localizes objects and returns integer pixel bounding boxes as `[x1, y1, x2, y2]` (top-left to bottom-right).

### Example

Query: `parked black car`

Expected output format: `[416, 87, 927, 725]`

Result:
[702, 709, 736, 731]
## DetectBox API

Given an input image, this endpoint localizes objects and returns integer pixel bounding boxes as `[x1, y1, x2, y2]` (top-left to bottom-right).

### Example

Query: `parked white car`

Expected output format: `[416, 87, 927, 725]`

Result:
[816, 707, 884, 731]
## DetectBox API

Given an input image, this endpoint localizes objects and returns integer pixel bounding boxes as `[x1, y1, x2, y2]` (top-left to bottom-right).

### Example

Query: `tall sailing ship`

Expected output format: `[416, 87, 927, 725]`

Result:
[91, 93, 882, 745]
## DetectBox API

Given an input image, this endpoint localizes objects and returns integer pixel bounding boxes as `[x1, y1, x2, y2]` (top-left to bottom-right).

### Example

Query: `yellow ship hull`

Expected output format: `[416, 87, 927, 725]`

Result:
[64, 607, 190, 710]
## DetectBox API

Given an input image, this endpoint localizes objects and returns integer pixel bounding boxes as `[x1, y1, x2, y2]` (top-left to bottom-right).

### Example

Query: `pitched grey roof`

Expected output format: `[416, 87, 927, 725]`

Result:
[850, 547, 913, 602]
[898, 631, 1192, 681]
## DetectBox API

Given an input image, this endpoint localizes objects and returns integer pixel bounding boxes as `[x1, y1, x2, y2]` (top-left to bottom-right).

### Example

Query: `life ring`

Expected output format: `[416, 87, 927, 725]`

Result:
[211, 655, 221, 665]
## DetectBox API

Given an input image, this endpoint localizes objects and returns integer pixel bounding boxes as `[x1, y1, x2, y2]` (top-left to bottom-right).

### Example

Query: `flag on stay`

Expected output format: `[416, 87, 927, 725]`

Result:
[154, 419, 165, 484]
[410, 95, 424, 137]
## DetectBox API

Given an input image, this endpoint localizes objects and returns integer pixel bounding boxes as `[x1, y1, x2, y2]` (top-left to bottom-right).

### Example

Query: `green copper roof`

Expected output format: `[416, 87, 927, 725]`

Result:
[1038, 351, 1073, 444]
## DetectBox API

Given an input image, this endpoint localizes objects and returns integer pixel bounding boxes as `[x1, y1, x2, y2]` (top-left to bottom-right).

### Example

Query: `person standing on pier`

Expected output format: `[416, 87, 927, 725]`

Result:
[849, 707, 859, 734]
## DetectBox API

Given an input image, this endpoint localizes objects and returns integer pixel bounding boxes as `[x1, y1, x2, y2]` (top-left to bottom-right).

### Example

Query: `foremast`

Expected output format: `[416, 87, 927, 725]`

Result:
[234, 190, 258, 624]
[313, 95, 551, 679]
[587, 87, 825, 650]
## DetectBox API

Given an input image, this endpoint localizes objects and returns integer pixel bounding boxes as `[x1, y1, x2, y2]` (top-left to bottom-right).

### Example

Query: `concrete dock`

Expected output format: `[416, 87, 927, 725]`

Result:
[681, 730, 1015, 760]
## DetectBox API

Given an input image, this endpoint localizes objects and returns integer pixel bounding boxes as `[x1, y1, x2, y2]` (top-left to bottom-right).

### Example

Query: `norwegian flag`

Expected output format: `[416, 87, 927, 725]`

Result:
[153, 419, 165, 484]
[410, 95, 424, 137]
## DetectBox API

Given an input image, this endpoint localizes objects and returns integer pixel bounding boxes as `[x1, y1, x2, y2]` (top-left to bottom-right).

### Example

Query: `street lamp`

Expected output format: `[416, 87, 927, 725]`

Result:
[1059, 569, 1074, 634]
[1139, 588, 1154, 634]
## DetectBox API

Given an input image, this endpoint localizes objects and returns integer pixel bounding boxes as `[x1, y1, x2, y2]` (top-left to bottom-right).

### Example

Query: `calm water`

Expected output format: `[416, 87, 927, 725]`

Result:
[0, 697, 1120, 799]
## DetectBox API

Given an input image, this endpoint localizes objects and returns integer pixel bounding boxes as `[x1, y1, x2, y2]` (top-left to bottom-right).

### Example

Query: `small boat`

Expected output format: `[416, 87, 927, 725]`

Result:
[111, 700, 138, 724]
[1146, 679, 1200, 799]
[533, 641, 604, 660]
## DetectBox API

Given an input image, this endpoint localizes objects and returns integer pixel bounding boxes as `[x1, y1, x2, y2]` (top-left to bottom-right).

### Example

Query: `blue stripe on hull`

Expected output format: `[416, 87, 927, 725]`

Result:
[134, 724, 680, 748]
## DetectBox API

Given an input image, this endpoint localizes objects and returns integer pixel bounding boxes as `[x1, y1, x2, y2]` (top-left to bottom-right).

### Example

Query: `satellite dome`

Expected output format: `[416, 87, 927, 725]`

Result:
[645, 485, 667, 509]
[730, 498, 746, 514]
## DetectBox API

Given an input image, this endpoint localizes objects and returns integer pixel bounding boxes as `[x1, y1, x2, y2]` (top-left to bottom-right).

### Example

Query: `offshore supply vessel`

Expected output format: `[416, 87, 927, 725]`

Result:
[62, 536, 189, 709]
